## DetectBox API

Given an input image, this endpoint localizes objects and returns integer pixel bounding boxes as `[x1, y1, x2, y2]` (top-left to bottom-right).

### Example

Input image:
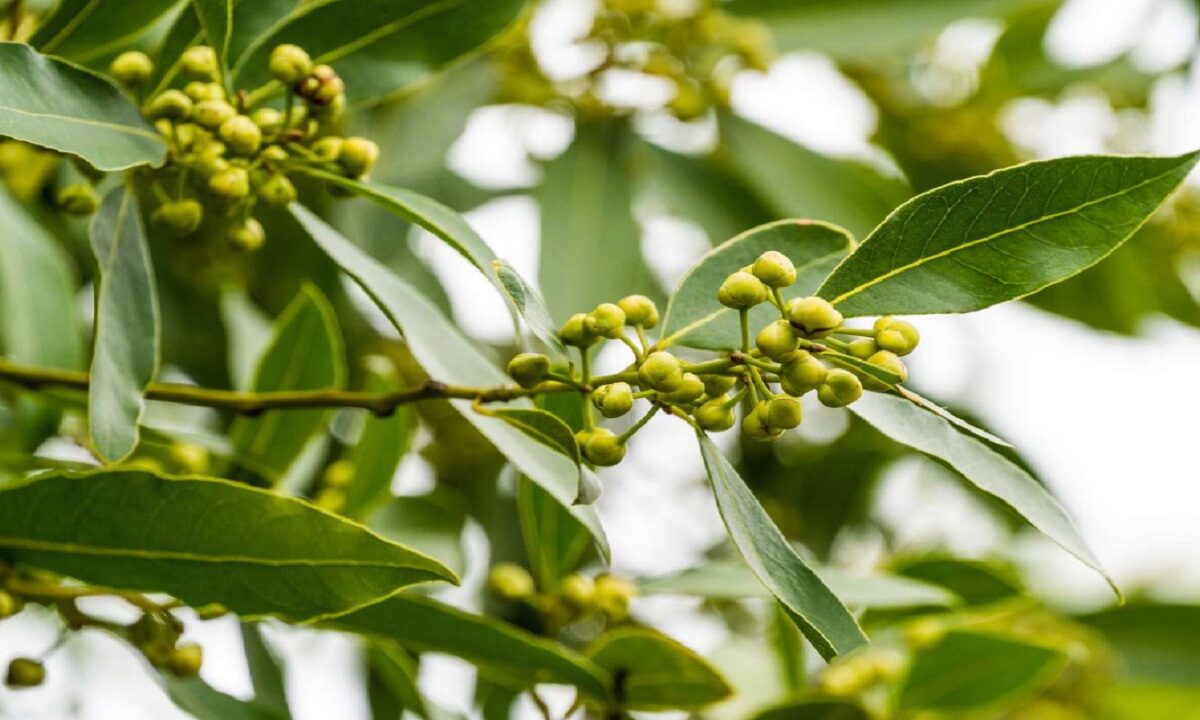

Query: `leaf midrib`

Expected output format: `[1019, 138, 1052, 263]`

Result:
[0, 103, 161, 141]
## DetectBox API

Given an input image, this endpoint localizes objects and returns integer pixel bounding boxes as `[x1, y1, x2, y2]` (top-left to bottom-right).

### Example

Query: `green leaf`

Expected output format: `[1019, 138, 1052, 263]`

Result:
[892, 556, 1024, 606]
[492, 258, 569, 362]
[190, 0, 235, 81]
[292, 204, 610, 560]
[517, 476, 593, 589]
[1078, 604, 1200, 686]
[0, 469, 456, 620]
[166, 677, 286, 720]
[818, 152, 1200, 317]
[368, 493, 466, 578]
[366, 643, 432, 720]
[232, 0, 526, 107]
[822, 351, 903, 386]
[241, 623, 290, 717]
[30, 0, 181, 65]
[849, 392, 1117, 595]
[750, 699, 871, 720]
[89, 185, 160, 463]
[219, 286, 274, 391]
[1101, 683, 1200, 720]
[696, 433, 867, 660]
[585, 626, 732, 711]
[321, 592, 612, 699]
[899, 630, 1067, 712]
[475, 405, 582, 481]
[0, 43, 166, 170]
[229, 285, 346, 484]
[659, 219, 853, 350]
[340, 359, 416, 520]
[894, 387, 1012, 448]
[718, 111, 911, 240]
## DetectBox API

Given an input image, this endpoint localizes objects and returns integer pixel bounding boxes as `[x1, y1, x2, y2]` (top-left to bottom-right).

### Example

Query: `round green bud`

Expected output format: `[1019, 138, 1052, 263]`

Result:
[56, 183, 99, 216]
[250, 107, 285, 138]
[762, 396, 802, 430]
[787, 296, 843, 337]
[507, 352, 550, 388]
[167, 644, 203, 678]
[489, 563, 536, 600]
[756, 319, 798, 362]
[338, 136, 380, 177]
[818, 663, 866, 697]
[864, 350, 907, 390]
[593, 575, 635, 621]
[323, 459, 355, 488]
[193, 99, 236, 129]
[151, 199, 204, 236]
[584, 428, 627, 467]
[904, 617, 947, 649]
[184, 81, 225, 101]
[312, 93, 346, 122]
[208, 166, 250, 199]
[574, 428, 596, 451]
[314, 488, 346, 512]
[559, 313, 597, 347]
[846, 338, 878, 359]
[752, 250, 797, 288]
[560, 574, 594, 608]
[637, 351, 683, 393]
[259, 145, 289, 164]
[717, 270, 769, 309]
[662, 372, 705, 404]
[269, 44, 313, 85]
[226, 219, 266, 252]
[181, 45, 218, 79]
[817, 369, 863, 408]
[742, 410, 780, 441]
[702, 374, 736, 397]
[218, 116, 262, 156]
[110, 51, 154, 86]
[0, 590, 23, 619]
[130, 613, 177, 649]
[306, 65, 345, 105]
[169, 441, 209, 474]
[592, 382, 634, 418]
[145, 90, 192, 120]
[780, 351, 827, 396]
[586, 302, 626, 339]
[874, 317, 920, 356]
[311, 136, 344, 161]
[693, 399, 735, 431]
[258, 174, 297, 207]
[5, 658, 45, 689]
[194, 153, 229, 180]
[617, 294, 659, 328]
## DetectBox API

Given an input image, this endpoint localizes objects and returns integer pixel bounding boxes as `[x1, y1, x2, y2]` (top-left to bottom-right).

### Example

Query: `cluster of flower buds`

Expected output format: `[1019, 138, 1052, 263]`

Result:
[127, 610, 204, 679]
[488, 563, 636, 626]
[98, 44, 379, 251]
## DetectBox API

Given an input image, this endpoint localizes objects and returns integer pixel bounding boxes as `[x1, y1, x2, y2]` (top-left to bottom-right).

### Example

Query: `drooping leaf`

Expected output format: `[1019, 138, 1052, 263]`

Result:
[89, 185, 160, 463]
[340, 358, 416, 520]
[166, 677, 286, 720]
[517, 476, 593, 589]
[818, 152, 1200, 317]
[849, 392, 1116, 595]
[0, 469, 456, 621]
[895, 387, 1012, 448]
[696, 433, 867, 660]
[292, 204, 609, 559]
[750, 699, 871, 720]
[0, 43, 165, 170]
[366, 643, 433, 720]
[1078, 604, 1200, 686]
[585, 627, 732, 711]
[475, 406, 582, 482]
[659, 219, 853, 350]
[492, 258, 569, 362]
[30, 0, 181, 65]
[241, 623, 290, 718]
[321, 592, 611, 700]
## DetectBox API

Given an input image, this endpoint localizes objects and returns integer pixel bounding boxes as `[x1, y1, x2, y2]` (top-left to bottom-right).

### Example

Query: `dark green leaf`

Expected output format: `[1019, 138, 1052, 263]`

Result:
[818, 152, 1200, 317]
[368, 493, 466, 578]
[585, 626, 732, 711]
[190, 0, 234, 81]
[366, 643, 432, 720]
[340, 359, 415, 520]
[696, 433, 867, 660]
[1078, 604, 1200, 686]
[166, 677, 285, 720]
[517, 476, 593, 589]
[750, 699, 870, 720]
[475, 406, 582, 482]
[31, 0, 181, 65]
[219, 286, 274, 391]
[241, 623, 290, 717]
[492, 258, 569, 362]
[892, 556, 1024, 606]
[0, 43, 166, 170]
[0, 469, 456, 621]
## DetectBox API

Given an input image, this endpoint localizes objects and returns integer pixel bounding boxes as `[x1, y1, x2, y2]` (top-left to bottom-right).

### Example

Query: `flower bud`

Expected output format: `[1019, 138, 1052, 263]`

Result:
[742, 410, 780, 441]
[864, 350, 907, 390]
[617, 294, 659, 328]
[308, 135, 341, 161]
[817, 368, 862, 407]
[593, 575, 635, 621]
[314, 488, 346, 512]
[874, 317, 920, 356]
[151, 199, 204, 236]
[219, 116, 262, 155]
[0, 590, 22, 619]
[592, 382, 634, 418]
[145, 89, 192, 120]
[193, 99, 236, 129]
[507, 352, 550, 388]
[693, 399, 735, 431]
[559, 313, 597, 347]
[169, 441, 209, 474]
[779, 351, 826, 397]
[904, 617, 947, 649]
[490, 563, 536, 600]
[787, 296, 843, 337]
[184, 81, 225, 101]
[270, 44, 313, 84]
[762, 396, 802, 430]
[5, 658, 44, 689]
[637, 351, 683, 393]
[250, 107, 285, 138]
[586, 303, 626, 339]
[323, 459, 355, 488]
[338, 136, 379, 177]
[258, 174, 297, 206]
[846, 338, 877, 359]
[584, 428, 627, 467]
[701, 374, 736, 397]
[181, 45, 218, 80]
[110, 51, 154, 86]
[312, 93, 346, 122]
[756, 319, 798, 362]
[56, 183, 99, 216]
[167, 644, 203, 678]
[661, 372, 704, 404]
[298, 64, 344, 105]
[751, 250, 797, 287]
[718, 270, 768, 309]
[560, 574, 594, 608]
[819, 662, 867, 697]
[208, 166, 250, 199]
[260, 145, 289, 164]
[226, 219, 266, 252]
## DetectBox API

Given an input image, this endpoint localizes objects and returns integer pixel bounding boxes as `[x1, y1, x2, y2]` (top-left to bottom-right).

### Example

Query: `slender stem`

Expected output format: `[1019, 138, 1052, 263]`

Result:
[580, 347, 595, 431]
[739, 309, 751, 352]
[680, 357, 734, 375]
[749, 367, 773, 400]
[6, 0, 23, 40]
[617, 405, 659, 443]
[589, 370, 639, 386]
[822, 336, 854, 352]
[770, 287, 787, 317]
[833, 327, 876, 338]
[618, 333, 643, 362]
[742, 356, 781, 373]
[635, 325, 651, 354]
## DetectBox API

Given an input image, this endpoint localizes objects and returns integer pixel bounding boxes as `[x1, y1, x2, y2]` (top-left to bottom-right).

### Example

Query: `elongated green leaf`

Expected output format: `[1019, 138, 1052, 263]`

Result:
[369, 493, 466, 577]
[31, 0, 181, 64]
[322, 593, 611, 699]
[586, 627, 732, 711]
[660, 219, 853, 350]
[233, 0, 526, 107]
[341, 359, 415, 519]
[895, 387, 1012, 448]
[190, 0, 234, 80]
[0, 469, 456, 620]
[492, 259, 569, 362]
[696, 433, 867, 660]
[220, 286, 274, 392]
[893, 556, 1024, 606]
[292, 204, 610, 559]
[899, 631, 1066, 712]
[367, 644, 432, 720]
[849, 392, 1116, 595]
[166, 677, 286, 720]
[0, 43, 165, 170]
[1078, 604, 1200, 686]
[241, 623, 290, 718]
[818, 152, 1200, 317]
[476, 406, 581, 478]
[751, 699, 870, 720]
[1102, 684, 1200, 720]
[518, 476, 593, 590]
[229, 285, 346, 484]
[89, 185, 159, 463]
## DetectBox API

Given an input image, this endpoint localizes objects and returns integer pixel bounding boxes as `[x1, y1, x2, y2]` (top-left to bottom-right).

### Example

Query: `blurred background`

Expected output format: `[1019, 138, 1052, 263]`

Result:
[3, 0, 1200, 717]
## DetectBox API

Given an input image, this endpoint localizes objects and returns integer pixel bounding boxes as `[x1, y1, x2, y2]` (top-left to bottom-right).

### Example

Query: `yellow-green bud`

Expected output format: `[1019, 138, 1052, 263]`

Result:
[584, 427, 627, 466]
[169, 442, 209, 474]
[269, 44, 313, 85]
[489, 563, 536, 600]
[742, 409, 781, 441]
[817, 369, 863, 408]
[787, 296, 842, 337]
[193, 99, 236, 129]
[638, 351, 683, 393]
[311, 136, 343, 161]
[323, 459, 355, 488]
[617, 294, 659, 328]
[145, 90, 192, 120]
[5, 658, 45, 689]
[761, 396, 802, 430]
[219, 116, 262, 155]
[297, 64, 343, 104]
[507, 352, 550, 388]
[194, 153, 229, 180]
[752, 250, 797, 287]
[184, 81, 225, 101]
[586, 302, 626, 339]
[874, 317, 920, 356]
[864, 350, 907, 390]
[718, 270, 768, 309]
[756, 319, 798, 362]
[312, 93, 346, 122]
[226, 219, 266, 252]
[208, 166, 250, 199]
[181, 46, 218, 80]
[559, 312, 597, 347]
[693, 399, 735, 431]
[168, 644, 204, 678]
[151, 199, 204, 236]
[662, 372, 704, 404]
[260, 145, 289, 164]
[0, 590, 22, 619]
[847, 338, 877, 359]
[560, 574, 594, 607]
[904, 617, 947, 649]
[338, 136, 379, 177]
[314, 488, 346, 512]
[819, 662, 866, 696]
[592, 382, 634, 418]
[258, 174, 297, 206]
[250, 107, 285, 137]
[110, 51, 154, 86]
[57, 183, 99, 216]
[702, 374, 736, 397]
[593, 575, 635, 621]
[780, 351, 826, 396]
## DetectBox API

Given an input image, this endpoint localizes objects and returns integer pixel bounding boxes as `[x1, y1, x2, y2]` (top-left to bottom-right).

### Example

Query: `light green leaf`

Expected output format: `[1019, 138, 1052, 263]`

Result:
[1101, 683, 1200, 720]
[895, 386, 1012, 448]
[750, 699, 870, 720]
[321, 592, 611, 700]
[0, 43, 165, 170]
[659, 219, 853, 350]
[340, 359, 415, 520]
[0, 469, 457, 621]
[229, 285, 346, 484]
[89, 185, 160, 463]
[31, 0, 181, 64]
[292, 204, 609, 560]
[219, 286, 274, 392]
[517, 476, 593, 590]
[899, 630, 1067, 712]
[849, 392, 1117, 595]
[585, 626, 732, 711]
[696, 433, 867, 660]
[475, 405, 582, 480]
[818, 152, 1200, 317]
